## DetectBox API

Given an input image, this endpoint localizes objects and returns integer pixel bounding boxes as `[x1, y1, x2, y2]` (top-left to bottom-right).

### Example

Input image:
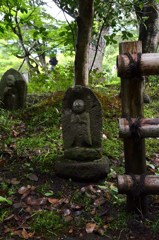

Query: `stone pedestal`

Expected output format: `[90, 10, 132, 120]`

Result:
[55, 86, 109, 181]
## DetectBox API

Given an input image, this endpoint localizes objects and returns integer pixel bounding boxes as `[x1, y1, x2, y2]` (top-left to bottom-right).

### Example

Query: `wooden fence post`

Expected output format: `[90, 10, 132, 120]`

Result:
[119, 41, 147, 214]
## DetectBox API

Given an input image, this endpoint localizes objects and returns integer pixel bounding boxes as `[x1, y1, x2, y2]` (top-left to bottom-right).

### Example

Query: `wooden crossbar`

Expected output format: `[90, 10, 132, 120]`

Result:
[119, 118, 159, 138]
[118, 175, 159, 195]
[117, 53, 159, 77]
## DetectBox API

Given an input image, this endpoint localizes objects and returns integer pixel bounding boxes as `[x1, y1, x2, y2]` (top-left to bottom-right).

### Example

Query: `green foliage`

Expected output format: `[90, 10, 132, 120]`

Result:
[70, 189, 92, 210]
[0, 109, 12, 133]
[31, 210, 67, 238]
[0, 209, 11, 223]
[0, 0, 76, 72]
[151, 215, 159, 234]
[28, 61, 74, 93]
[144, 78, 159, 159]
[109, 210, 130, 231]
[103, 120, 123, 160]
[54, 0, 139, 46]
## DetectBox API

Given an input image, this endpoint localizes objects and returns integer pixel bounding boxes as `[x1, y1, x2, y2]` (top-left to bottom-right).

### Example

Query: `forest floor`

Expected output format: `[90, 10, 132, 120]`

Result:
[0, 83, 159, 239]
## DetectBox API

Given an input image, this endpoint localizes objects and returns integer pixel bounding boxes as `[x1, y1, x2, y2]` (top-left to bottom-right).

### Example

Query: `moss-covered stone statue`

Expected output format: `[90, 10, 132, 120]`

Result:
[0, 68, 27, 110]
[55, 85, 109, 181]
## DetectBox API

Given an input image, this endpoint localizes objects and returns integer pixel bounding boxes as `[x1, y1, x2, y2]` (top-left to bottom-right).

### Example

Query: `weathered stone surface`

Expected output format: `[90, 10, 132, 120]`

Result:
[62, 86, 102, 153]
[56, 85, 109, 181]
[64, 147, 102, 161]
[0, 68, 27, 110]
[55, 157, 109, 181]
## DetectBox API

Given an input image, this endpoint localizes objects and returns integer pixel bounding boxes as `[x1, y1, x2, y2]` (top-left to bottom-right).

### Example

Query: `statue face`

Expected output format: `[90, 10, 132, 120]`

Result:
[7, 75, 15, 86]
[72, 99, 85, 113]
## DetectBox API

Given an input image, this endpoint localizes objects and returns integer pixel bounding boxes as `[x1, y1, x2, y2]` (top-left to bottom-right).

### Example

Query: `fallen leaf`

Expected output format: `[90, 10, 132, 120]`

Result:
[71, 203, 83, 210]
[18, 186, 31, 195]
[25, 206, 33, 214]
[68, 228, 73, 233]
[0, 159, 5, 167]
[35, 149, 41, 155]
[102, 134, 107, 139]
[64, 216, 73, 222]
[105, 192, 111, 200]
[13, 229, 35, 239]
[94, 197, 106, 207]
[103, 224, 109, 230]
[18, 185, 36, 199]
[89, 185, 98, 194]
[21, 228, 35, 239]
[73, 210, 82, 216]
[81, 187, 86, 192]
[95, 227, 105, 236]
[90, 208, 96, 215]
[63, 209, 71, 216]
[26, 196, 47, 206]
[85, 192, 96, 199]
[48, 198, 61, 206]
[4, 214, 14, 221]
[12, 130, 19, 137]
[85, 223, 96, 233]
[27, 174, 38, 182]
[11, 178, 20, 185]
[13, 202, 26, 209]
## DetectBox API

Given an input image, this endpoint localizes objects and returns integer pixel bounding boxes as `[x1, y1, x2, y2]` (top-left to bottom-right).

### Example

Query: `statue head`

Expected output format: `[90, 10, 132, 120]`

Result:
[6, 75, 16, 86]
[72, 99, 85, 114]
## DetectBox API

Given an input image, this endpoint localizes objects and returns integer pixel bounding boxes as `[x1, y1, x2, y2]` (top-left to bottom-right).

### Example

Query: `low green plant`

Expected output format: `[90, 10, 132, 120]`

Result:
[31, 210, 67, 238]
[145, 139, 159, 159]
[0, 109, 13, 134]
[0, 209, 11, 223]
[70, 189, 92, 211]
[109, 210, 130, 231]
[151, 215, 159, 235]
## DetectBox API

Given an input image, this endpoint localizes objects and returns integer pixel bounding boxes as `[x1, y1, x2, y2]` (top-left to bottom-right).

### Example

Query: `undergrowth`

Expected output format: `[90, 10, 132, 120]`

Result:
[0, 74, 159, 239]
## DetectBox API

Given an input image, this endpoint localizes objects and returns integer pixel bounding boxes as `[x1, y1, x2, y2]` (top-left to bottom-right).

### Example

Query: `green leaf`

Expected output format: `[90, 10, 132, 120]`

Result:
[44, 191, 54, 197]
[59, 31, 65, 37]
[0, 196, 12, 205]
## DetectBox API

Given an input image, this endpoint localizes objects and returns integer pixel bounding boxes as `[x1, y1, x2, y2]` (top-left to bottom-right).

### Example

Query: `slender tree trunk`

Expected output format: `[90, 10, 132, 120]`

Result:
[34, 40, 47, 69]
[74, 0, 94, 86]
[135, 0, 159, 53]
[89, 27, 107, 73]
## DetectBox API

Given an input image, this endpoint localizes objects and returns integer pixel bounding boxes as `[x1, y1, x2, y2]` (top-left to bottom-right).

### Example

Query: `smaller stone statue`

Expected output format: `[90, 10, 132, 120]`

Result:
[3, 75, 18, 110]
[0, 68, 27, 110]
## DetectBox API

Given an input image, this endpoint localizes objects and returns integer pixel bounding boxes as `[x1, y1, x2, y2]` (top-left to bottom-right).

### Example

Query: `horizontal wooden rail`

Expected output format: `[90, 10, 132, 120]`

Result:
[119, 118, 159, 138]
[118, 175, 159, 194]
[117, 53, 159, 77]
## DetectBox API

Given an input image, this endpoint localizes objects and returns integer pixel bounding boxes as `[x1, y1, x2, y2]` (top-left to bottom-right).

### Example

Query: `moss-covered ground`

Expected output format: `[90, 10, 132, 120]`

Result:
[0, 82, 159, 239]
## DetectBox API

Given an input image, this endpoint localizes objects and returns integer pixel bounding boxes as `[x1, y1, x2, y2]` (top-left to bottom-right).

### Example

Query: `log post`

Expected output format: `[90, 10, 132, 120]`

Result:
[119, 41, 147, 214]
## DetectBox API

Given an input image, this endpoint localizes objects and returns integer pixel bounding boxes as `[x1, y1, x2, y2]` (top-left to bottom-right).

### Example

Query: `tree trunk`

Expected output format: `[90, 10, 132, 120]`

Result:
[89, 27, 107, 72]
[135, 0, 159, 53]
[74, 0, 94, 86]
